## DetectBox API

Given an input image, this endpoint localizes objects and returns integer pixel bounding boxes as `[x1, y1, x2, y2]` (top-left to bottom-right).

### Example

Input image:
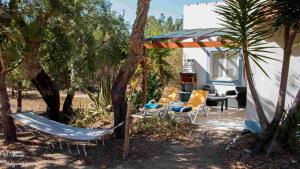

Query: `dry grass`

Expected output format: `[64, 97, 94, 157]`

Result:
[9, 90, 92, 114]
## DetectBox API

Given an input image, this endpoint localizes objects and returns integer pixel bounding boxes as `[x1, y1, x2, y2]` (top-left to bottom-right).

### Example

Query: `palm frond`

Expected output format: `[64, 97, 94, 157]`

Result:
[218, 0, 273, 77]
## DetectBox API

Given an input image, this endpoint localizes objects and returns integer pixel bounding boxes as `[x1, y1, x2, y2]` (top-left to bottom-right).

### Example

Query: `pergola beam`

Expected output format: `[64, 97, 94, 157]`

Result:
[144, 41, 226, 49]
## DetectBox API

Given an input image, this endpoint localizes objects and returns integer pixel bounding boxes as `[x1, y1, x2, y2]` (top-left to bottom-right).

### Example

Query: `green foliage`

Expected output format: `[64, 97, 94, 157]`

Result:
[284, 108, 300, 152]
[144, 15, 182, 84]
[130, 72, 164, 111]
[6, 67, 31, 90]
[0, 2, 25, 73]
[1, 0, 129, 92]
[148, 48, 176, 84]
[129, 14, 182, 110]
[86, 79, 112, 112]
[146, 72, 164, 101]
[271, 0, 300, 30]
[41, 0, 129, 90]
[217, 0, 276, 77]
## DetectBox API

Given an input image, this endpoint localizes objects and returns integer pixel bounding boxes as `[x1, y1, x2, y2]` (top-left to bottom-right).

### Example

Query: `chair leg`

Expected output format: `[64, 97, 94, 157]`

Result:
[59, 141, 63, 150]
[51, 142, 55, 149]
[193, 110, 199, 123]
[44, 142, 51, 157]
[82, 145, 87, 156]
[189, 114, 193, 124]
[76, 144, 81, 155]
[203, 105, 208, 117]
[67, 143, 72, 154]
[162, 106, 168, 118]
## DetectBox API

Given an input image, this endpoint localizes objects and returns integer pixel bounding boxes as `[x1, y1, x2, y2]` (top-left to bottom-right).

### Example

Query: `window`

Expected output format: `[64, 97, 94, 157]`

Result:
[210, 51, 239, 81]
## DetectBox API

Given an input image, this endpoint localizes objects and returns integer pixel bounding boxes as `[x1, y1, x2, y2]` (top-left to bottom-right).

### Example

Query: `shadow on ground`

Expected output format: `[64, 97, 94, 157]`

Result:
[0, 126, 237, 169]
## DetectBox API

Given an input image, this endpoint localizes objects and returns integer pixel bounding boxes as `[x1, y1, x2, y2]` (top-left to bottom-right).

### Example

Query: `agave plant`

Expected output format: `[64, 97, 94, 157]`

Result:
[217, 0, 276, 131]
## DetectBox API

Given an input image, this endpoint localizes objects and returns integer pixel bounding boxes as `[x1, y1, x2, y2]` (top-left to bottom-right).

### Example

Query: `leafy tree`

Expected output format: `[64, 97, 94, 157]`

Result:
[165, 16, 174, 32]
[39, 0, 129, 122]
[6, 67, 30, 112]
[145, 15, 182, 84]
[159, 13, 166, 25]
[129, 15, 182, 111]
[2, 0, 81, 122]
[173, 18, 183, 31]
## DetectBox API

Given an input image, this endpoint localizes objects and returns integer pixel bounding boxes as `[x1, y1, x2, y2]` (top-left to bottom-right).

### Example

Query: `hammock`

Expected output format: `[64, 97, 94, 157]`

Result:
[11, 112, 124, 141]
[11, 112, 125, 156]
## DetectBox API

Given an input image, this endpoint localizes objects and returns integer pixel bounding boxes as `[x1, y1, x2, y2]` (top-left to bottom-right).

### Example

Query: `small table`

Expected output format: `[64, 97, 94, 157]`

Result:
[207, 96, 228, 112]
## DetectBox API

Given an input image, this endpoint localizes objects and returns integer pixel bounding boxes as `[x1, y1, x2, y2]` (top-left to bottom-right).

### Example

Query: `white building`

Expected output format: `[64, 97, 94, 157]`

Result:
[183, 2, 300, 133]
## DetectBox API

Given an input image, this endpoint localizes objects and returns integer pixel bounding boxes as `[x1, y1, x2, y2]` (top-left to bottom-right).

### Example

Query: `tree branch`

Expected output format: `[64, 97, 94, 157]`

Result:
[283, 25, 290, 48]
[3, 56, 24, 74]
[38, 10, 56, 28]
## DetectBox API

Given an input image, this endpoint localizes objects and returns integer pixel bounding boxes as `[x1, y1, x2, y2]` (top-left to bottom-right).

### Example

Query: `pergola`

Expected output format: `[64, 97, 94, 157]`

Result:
[141, 28, 228, 104]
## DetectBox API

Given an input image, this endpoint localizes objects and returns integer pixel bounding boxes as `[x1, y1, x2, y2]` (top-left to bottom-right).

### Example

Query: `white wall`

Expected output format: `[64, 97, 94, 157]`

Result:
[183, 2, 239, 94]
[246, 33, 300, 132]
[183, 3, 223, 29]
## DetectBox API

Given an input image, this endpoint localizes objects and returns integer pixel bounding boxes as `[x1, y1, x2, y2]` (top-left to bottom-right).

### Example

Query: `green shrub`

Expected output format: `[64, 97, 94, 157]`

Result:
[286, 108, 300, 152]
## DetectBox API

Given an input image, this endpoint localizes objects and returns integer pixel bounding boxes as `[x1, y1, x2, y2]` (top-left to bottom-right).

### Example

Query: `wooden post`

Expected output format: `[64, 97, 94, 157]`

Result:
[141, 47, 147, 105]
[123, 101, 132, 157]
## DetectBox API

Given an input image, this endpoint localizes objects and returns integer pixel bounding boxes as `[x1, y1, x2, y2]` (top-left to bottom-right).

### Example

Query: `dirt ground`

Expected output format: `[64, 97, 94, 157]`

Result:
[1, 126, 299, 169]
[0, 126, 235, 169]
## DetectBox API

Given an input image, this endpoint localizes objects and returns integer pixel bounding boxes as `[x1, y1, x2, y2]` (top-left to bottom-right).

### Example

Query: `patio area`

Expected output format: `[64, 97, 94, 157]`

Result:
[193, 107, 246, 131]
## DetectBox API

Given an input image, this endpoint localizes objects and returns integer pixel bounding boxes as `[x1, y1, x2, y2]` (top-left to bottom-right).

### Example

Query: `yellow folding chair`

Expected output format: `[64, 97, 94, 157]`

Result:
[172, 90, 209, 124]
[140, 87, 179, 118]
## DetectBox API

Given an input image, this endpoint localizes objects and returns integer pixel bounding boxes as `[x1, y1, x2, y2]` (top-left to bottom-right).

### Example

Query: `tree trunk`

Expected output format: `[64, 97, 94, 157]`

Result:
[62, 88, 75, 123]
[253, 26, 298, 154]
[22, 42, 61, 122]
[0, 49, 17, 143]
[112, 0, 151, 139]
[272, 26, 297, 127]
[16, 82, 22, 113]
[243, 48, 269, 131]
[31, 70, 61, 121]
[11, 87, 15, 98]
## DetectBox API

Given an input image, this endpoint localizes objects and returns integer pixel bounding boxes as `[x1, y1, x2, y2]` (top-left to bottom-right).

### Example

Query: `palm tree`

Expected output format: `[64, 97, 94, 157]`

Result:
[217, 0, 272, 131]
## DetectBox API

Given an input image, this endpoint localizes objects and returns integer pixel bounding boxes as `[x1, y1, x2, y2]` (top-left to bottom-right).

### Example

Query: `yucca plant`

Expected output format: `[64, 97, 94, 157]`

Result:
[217, 0, 275, 131]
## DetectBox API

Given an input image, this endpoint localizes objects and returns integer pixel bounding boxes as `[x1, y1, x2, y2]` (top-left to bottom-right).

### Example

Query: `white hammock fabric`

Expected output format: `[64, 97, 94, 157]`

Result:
[11, 112, 118, 141]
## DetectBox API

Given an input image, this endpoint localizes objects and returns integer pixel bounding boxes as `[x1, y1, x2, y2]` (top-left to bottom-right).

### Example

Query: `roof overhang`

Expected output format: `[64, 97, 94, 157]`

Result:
[144, 28, 228, 49]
